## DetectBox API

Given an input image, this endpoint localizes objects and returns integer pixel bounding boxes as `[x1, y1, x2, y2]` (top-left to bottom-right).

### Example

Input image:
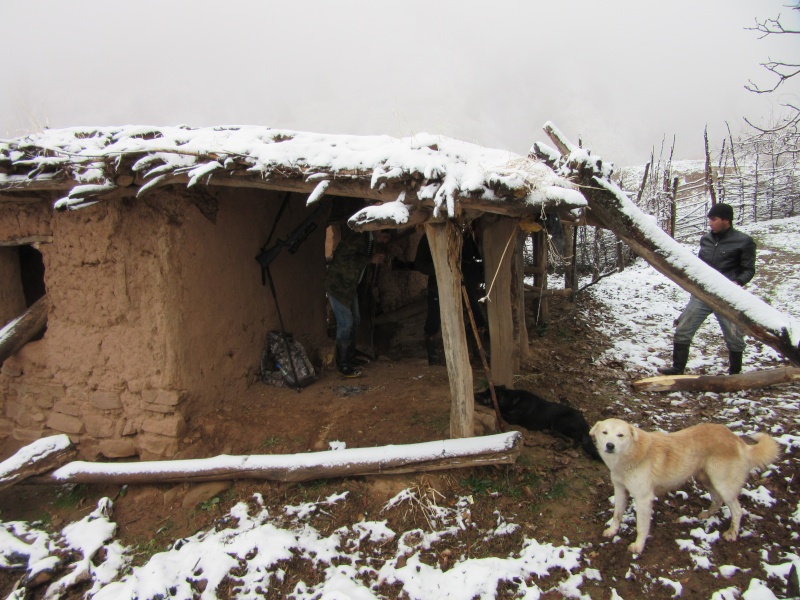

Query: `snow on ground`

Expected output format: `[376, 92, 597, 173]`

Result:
[1, 217, 799, 599]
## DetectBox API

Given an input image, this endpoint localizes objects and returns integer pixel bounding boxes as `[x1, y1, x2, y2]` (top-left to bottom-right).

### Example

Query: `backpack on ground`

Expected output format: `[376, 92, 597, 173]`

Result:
[260, 331, 317, 389]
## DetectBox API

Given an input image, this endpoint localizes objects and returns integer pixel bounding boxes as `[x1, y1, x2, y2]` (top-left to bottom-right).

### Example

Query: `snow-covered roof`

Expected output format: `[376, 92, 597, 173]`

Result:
[0, 125, 587, 226]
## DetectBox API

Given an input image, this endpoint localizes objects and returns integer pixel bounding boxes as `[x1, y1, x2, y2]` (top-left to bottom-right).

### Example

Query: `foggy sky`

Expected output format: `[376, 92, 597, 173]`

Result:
[2, 1, 799, 166]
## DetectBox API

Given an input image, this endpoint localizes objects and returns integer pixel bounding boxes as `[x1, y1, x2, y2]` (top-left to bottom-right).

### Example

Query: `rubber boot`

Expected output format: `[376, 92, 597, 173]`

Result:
[729, 351, 743, 375]
[347, 340, 370, 367]
[336, 342, 361, 378]
[658, 343, 690, 375]
[425, 335, 442, 366]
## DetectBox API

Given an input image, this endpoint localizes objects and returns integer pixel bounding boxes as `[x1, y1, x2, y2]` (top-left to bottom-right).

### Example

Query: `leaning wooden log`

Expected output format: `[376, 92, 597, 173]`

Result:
[27, 432, 523, 485]
[532, 122, 800, 366]
[633, 367, 800, 393]
[0, 434, 76, 492]
[0, 295, 49, 367]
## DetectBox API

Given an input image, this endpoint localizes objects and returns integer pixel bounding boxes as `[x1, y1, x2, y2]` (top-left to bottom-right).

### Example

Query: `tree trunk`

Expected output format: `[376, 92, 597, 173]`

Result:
[633, 367, 800, 393]
[0, 434, 76, 491]
[425, 222, 474, 438]
[28, 432, 523, 485]
[0, 295, 48, 366]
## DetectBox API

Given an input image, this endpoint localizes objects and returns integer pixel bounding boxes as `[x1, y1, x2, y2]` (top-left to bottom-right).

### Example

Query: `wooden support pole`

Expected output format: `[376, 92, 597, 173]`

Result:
[481, 216, 517, 387]
[425, 222, 474, 438]
[511, 231, 530, 367]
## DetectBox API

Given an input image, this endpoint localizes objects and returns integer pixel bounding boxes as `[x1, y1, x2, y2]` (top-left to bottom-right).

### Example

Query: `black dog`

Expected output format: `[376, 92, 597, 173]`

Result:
[475, 385, 600, 460]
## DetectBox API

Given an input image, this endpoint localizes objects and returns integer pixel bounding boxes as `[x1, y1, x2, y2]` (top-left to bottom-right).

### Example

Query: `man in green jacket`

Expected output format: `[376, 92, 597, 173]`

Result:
[659, 203, 756, 376]
[325, 229, 390, 377]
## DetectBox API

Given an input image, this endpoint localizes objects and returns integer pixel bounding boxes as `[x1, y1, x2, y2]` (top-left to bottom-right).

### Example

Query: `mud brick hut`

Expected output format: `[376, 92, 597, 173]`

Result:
[0, 125, 590, 459]
[3, 124, 795, 461]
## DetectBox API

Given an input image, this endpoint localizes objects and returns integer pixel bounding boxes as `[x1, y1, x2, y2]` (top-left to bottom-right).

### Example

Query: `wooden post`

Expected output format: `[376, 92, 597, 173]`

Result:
[481, 216, 517, 387]
[563, 222, 574, 290]
[425, 222, 474, 438]
[529, 228, 549, 323]
[511, 231, 530, 368]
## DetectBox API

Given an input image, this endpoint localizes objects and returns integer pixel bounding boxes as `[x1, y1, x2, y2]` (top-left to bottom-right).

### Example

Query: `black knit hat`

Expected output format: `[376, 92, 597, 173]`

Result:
[707, 203, 734, 221]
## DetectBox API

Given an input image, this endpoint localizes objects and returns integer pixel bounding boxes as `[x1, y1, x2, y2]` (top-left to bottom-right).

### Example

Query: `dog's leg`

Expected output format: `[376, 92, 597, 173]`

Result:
[603, 482, 627, 538]
[629, 494, 654, 554]
[697, 473, 725, 520]
[722, 497, 743, 541]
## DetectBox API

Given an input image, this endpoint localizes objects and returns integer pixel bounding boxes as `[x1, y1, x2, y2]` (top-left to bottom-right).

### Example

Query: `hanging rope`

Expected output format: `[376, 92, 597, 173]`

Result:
[480, 227, 517, 303]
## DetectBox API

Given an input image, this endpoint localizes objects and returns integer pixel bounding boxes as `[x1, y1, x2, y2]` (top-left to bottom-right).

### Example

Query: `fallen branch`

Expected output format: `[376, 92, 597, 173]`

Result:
[0, 434, 76, 492]
[633, 367, 800, 393]
[27, 432, 523, 485]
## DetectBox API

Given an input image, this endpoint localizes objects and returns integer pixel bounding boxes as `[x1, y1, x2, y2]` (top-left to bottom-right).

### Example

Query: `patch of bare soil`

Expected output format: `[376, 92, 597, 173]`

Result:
[1, 294, 797, 599]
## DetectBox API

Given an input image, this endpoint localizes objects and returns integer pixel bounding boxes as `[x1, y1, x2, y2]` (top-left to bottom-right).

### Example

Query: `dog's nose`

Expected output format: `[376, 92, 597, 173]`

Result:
[605, 442, 615, 452]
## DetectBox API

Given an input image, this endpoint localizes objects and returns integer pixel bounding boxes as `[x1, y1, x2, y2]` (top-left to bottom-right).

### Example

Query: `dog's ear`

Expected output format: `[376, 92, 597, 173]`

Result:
[589, 421, 601, 436]
[628, 423, 638, 441]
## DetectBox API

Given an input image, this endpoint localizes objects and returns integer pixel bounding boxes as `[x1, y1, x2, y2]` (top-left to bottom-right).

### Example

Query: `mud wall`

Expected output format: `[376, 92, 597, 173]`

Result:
[0, 190, 328, 460]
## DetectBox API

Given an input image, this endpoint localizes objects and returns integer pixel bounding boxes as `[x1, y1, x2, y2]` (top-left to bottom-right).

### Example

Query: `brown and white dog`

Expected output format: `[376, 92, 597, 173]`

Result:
[590, 418, 779, 554]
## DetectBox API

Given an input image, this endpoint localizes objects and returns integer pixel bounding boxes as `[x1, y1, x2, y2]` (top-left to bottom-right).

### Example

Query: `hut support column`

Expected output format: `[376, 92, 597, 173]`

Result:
[425, 222, 474, 438]
[481, 216, 517, 387]
[511, 231, 530, 369]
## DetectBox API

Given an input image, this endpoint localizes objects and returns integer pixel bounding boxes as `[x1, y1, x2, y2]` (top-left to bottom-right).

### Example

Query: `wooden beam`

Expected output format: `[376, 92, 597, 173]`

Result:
[27, 433, 523, 484]
[0, 295, 48, 366]
[0, 236, 53, 246]
[481, 216, 517, 387]
[633, 367, 800, 393]
[425, 221, 474, 438]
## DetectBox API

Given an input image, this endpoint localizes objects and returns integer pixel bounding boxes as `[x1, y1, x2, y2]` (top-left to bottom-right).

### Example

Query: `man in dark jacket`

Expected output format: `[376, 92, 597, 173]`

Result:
[659, 203, 756, 376]
[325, 228, 390, 377]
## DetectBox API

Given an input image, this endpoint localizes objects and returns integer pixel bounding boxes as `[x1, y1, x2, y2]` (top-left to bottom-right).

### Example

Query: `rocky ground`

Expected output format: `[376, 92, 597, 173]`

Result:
[0, 289, 797, 599]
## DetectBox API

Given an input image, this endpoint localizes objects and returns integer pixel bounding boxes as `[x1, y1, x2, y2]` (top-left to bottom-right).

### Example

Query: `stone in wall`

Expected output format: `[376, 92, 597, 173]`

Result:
[90, 389, 123, 411]
[51, 399, 82, 417]
[83, 413, 118, 438]
[137, 432, 179, 460]
[142, 414, 188, 438]
[98, 438, 137, 459]
[12, 428, 45, 443]
[0, 419, 13, 439]
[141, 389, 184, 408]
[46, 412, 85, 435]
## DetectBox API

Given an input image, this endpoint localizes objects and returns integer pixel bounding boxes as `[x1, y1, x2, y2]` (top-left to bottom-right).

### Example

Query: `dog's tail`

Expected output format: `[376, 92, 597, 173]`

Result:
[746, 433, 780, 470]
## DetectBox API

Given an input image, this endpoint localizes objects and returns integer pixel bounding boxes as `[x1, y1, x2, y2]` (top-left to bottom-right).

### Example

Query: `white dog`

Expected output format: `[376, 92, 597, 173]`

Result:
[590, 418, 779, 554]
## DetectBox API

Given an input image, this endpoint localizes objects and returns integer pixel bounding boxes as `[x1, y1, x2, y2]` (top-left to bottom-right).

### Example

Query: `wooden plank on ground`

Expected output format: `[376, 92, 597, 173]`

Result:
[27, 432, 523, 485]
[633, 367, 800, 393]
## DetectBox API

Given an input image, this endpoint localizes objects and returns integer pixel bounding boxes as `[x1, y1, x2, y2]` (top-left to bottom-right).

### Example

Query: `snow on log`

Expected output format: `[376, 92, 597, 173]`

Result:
[0, 434, 76, 492]
[633, 367, 800, 393]
[27, 432, 523, 485]
[348, 200, 433, 231]
[0, 295, 48, 367]
[534, 123, 800, 366]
